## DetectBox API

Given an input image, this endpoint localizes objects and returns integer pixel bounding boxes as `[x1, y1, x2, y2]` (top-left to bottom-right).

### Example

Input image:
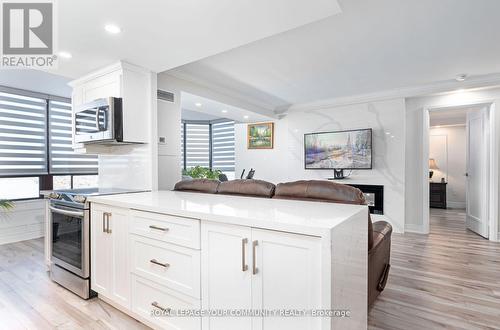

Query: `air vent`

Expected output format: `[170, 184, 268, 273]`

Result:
[157, 89, 175, 102]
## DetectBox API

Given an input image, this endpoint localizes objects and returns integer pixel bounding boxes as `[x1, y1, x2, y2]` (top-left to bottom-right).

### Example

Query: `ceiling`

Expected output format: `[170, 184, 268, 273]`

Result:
[429, 105, 485, 127]
[181, 92, 272, 123]
[52, 0, 341, 78]
[168, 0, 500, 109]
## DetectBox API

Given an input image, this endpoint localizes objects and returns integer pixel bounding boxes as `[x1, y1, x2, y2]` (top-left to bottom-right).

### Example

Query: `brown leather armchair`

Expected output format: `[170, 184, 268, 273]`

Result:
[273, 180, 391, 307]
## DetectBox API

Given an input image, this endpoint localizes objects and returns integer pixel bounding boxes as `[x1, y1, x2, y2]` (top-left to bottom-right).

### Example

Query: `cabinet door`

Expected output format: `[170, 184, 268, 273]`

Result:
[90, 205, 111, 295]
[201, 222, 252, 330]
[107, 206, 131, 308]
[251, 229, 322, 330]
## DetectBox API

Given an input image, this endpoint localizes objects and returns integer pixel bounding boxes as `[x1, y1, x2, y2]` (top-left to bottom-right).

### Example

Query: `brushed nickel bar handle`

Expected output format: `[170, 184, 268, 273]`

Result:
[105, 213, 112, 234]
[102, 213, 106, 233]
[242, 238, 248, 272]
[150, 259, 170, 268]
[252, 240, 259, 275]
[151, 301, 171, 313]
[149, 225, 169, 232]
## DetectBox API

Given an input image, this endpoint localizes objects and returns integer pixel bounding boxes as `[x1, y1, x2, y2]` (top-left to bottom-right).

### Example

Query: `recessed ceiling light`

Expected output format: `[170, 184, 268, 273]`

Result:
[195, 102, 202, 107]
[385, 132, 391, 135]
[57, 51, 72, 59]
[455, 74, 467, 82]
[221, 109, 228, 113]
[243, 115, 249, 119]
[104, 24, 121, 34]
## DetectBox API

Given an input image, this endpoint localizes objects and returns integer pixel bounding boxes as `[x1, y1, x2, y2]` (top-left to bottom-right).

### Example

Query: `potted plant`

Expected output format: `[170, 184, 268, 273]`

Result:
[0, 200, 13, 211]
[182, 166, 222, 180]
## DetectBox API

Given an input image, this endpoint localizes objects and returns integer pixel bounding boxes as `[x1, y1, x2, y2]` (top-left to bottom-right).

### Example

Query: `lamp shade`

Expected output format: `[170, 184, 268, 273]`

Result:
[429, 158, 439, 170]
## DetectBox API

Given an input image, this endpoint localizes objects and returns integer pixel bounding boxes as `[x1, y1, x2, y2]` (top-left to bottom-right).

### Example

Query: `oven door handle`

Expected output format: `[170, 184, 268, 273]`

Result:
[49, 206, 84, 217]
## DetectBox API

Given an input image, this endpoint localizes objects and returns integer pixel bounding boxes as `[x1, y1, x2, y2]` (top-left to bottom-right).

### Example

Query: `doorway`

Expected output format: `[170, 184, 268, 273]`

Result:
[423, 103, 496, 239]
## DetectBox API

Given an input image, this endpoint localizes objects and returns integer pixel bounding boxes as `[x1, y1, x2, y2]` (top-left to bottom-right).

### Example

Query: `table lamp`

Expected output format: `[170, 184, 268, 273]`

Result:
[429, 158, 439, 179]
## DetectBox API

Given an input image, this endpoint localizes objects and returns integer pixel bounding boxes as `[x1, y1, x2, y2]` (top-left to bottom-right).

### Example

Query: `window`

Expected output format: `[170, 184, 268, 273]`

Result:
[184, 123, 210, 168]
[0, 86, 98, 200]
[49, 100, 98, 174]
[73, 174, 98, 189]
[181, 120, 235, 177]
[0, 177, 39, 199]
[0, 91, 47, 175]
[53, 175, 72, 190]
[211, 121, 235, 174]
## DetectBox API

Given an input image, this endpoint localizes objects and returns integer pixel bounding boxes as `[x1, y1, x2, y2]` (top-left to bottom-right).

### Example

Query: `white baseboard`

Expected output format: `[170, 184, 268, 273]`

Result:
[447, 201, 466, 209]
[404, 224, 427, 234]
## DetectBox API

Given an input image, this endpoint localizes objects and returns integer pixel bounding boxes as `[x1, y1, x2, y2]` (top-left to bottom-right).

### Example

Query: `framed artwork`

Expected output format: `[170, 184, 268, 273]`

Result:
[247, 122, 274, 149]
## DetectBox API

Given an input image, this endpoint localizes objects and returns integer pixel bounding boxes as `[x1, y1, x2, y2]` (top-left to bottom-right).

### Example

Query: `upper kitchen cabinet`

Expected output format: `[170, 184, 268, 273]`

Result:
[69, 61, 155, 152]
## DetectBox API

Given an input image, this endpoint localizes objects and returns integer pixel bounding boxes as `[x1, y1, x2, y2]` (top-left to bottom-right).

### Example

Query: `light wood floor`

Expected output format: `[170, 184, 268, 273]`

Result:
[2, 209, 499, 329]
[0, 238, 148, 330]
[369, 208, 500, 330]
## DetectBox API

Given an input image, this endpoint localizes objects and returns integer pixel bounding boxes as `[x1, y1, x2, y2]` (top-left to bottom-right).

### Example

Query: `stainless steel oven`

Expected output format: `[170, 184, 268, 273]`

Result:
[49, 198, 94, 299]
[74, 97, 123, 144]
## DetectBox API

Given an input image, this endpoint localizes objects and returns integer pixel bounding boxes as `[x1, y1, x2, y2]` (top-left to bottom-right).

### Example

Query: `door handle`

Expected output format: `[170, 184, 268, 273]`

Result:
[252, 240, 259, 275]
[102, 213, 106, 233]
[242, 238, 248, 272]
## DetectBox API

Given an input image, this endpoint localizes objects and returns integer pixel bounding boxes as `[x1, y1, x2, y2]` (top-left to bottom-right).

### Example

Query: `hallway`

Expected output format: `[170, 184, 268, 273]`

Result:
[369, 209, 500, 330]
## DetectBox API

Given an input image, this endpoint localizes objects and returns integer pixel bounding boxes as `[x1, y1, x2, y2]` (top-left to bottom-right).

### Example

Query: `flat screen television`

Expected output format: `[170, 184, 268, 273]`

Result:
[304, 128, 372, 169]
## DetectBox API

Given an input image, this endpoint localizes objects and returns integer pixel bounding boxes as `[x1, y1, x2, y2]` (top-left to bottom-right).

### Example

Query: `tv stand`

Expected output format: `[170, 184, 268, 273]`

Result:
[330, 169, 346, 180]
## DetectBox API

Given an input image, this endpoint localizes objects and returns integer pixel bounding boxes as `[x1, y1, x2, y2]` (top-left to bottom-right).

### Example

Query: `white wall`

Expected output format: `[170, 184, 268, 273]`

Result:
[156, 73, 276, 190]
[0, 69, 72, 97]
[430, 126, 466, 208]
[405, 88, 500, 239]
[0, 200, 45, 245]
[235, 98, 406, 232]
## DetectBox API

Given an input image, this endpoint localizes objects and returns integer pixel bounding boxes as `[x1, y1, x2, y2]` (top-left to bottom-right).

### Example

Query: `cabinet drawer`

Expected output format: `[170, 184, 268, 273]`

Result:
[130, 210, 200, 249]
[130, 235, 200, 299]
[132, 275, 201, 330]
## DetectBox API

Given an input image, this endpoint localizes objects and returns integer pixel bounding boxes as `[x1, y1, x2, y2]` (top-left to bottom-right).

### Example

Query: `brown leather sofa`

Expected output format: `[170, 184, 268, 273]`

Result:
[173, 179, 221, 193]
[217, 179, 275, 198]
[174, 178, 391, 306]
[273, 180, 391, 307]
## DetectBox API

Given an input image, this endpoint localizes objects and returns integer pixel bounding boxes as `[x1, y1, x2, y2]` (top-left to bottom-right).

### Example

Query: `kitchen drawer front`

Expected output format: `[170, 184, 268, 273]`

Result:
[130, 210, 200, 249]
[130, 235, 201, 299]
[132, 275, 201, 330]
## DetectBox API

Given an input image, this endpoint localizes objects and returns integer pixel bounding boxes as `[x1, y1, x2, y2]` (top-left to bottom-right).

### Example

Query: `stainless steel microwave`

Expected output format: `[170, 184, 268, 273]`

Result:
[74, 97, 126, 144]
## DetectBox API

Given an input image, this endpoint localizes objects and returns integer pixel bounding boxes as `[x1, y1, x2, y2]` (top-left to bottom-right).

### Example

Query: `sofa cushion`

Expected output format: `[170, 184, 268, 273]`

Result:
[274, 180, 374, 249]
[174, 179, 220, 194]
[217, 179, 276, 198]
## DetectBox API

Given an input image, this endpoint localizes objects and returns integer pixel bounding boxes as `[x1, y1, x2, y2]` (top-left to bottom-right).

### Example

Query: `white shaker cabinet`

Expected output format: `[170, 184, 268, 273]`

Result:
[201, 222, 322, 330]
[90, 204, 130, 309]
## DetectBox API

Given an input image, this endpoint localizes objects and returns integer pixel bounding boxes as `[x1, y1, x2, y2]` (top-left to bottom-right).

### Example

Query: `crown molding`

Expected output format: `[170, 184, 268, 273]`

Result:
[165, 70, 279, 118]
[284, 72, 500, 113]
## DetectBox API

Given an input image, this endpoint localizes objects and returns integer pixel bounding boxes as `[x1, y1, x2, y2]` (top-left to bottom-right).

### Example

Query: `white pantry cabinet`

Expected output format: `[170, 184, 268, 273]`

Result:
[201, 222, 322, 330]
[90, 203, 130, 308]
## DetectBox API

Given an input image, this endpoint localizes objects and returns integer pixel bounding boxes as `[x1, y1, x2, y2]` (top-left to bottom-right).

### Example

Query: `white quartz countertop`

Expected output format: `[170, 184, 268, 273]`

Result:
[88, 191, 368, 237]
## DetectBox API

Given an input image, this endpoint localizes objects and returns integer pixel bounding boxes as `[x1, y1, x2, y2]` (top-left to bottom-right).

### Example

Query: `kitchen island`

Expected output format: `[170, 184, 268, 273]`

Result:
[88, 190, 368, 330]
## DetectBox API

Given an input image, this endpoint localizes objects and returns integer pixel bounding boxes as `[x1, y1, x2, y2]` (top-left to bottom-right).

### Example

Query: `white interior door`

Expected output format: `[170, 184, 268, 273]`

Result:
[465, 108, 489, 238]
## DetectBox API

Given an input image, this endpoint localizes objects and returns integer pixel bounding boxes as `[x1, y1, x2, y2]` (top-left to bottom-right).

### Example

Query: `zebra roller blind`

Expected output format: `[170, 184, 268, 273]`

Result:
[211, 120, 235, 173]
[48, 99, 98, 174]
[0, 90, 48, 176]
[0, 87, 98, 177]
